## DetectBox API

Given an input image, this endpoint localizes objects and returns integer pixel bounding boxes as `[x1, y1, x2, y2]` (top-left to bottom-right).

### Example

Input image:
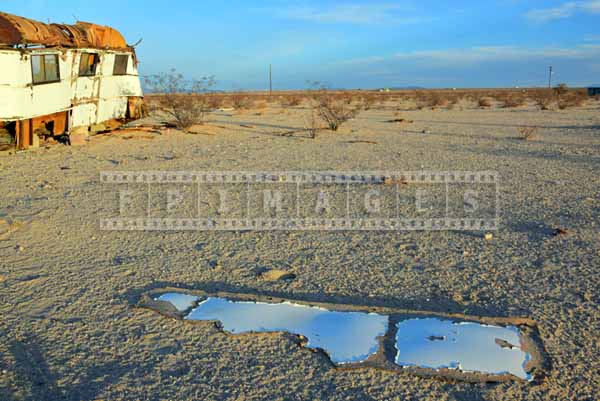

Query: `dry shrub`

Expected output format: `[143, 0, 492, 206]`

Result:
[478, 97, 493, 108]
[359, 93, 379, 110]
[557, 91, 587, 110]
[230, 93, 253, 110]
[553, 83, 569, 97]
[205, 94, 223, 110]
[280, 95, 303, 108]
[517, 126, 540, 141]
[501, 95, 527, 108]
[311, 90, 360, 131]
[144, 69, 215, 130]
[254, 99, 268, 109]
[302, 108, 319, 139]
[530, 90, 554, 110]
[425, 92, 450, 109]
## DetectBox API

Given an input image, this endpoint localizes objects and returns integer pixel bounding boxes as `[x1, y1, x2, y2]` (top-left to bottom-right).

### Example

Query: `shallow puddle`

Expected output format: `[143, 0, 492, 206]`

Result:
[395, 318, 531, 380]
[157, 293, 199, 312]
[155, 293, 534, 380]
[186, 297, 388, 364]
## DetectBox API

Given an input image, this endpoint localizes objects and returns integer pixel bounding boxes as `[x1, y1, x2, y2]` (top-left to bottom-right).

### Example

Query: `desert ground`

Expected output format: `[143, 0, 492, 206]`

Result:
[0, 93, 599, 400]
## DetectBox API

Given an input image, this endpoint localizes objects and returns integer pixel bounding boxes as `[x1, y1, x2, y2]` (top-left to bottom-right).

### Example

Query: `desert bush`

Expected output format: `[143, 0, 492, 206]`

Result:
[557, 92, 587, 109]
[144, 69, 215, 130]
[230, 93, 253, 110]
[280, 95, 303, 107]
[359, 93, 379, 110]
[502, 95, 527, 108]
[530, 90, 554, 110]
[205, 94, 223, 110]
[254, 99, 268, 109]
[311, 89, 360, 131]
[429, 92, 450, 108]
[517, 126, 540, 140]
[553, 83, 569, 97]
[478, 97, 493, 108]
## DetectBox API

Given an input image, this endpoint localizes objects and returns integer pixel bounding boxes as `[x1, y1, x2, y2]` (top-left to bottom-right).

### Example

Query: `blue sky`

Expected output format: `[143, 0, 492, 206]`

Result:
[2, 0, 600, 89]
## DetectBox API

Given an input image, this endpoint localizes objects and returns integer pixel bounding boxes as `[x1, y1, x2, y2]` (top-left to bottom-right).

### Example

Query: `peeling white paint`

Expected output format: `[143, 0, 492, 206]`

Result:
[0, 48, 143, 127]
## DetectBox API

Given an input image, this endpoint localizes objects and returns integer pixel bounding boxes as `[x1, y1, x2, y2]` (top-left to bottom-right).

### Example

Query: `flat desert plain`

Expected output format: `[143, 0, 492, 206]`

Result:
[0, 98, 599, 400]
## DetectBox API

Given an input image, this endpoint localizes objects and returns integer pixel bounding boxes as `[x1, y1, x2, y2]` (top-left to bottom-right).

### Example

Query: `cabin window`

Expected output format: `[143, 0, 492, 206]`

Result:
[79, 53, 100, 77]
[113, 55, 129, 76]
[31, 54, 60, 85]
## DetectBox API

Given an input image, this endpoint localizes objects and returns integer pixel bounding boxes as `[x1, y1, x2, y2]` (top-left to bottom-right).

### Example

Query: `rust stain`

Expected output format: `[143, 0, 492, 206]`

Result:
[127, 97, 147, 120]
[0, 12, 129, 50]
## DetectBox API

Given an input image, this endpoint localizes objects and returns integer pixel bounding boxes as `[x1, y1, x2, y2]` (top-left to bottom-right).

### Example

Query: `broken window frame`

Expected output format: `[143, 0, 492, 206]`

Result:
[113, 54, 129, 76]
[79, 52, 101, 77]
[30, 54, 61, 85]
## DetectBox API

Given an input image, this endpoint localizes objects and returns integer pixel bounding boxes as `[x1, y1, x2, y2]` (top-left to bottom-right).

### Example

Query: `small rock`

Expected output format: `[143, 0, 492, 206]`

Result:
[552, 228, 569, 237]
[260, 269, 296, 282]
[399, 243, 417, 251]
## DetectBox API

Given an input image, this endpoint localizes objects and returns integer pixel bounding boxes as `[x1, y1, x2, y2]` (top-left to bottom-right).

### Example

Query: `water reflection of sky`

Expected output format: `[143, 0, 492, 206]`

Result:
[395, 318, 531, 380]
[156, 293, 531, 379]
[185, 297, 388, 364]
[157, 293, 199, 312]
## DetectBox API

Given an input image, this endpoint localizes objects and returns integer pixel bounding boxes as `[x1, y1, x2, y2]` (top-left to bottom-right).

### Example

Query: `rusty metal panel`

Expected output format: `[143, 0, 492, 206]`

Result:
[0, 12, 128, 50]
[31, 111, 68, 136]
[127, 97, 147, 120]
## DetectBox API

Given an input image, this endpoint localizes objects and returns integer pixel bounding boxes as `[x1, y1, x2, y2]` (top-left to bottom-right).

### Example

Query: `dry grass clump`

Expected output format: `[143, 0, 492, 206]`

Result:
[359, 93, 380, 110]
[517, 126, 540, 141]
[530, 90, 555, 110]
[230, 93, 254, 110]
[478, 97, 493, 108]
[144, 69, 215, 130]
[557, 90, 588, 110]
[500, 94, 527, 108]
[205, 94, 223, 110]
[428, 92, 450, 108]
[279, 95, 303, 108]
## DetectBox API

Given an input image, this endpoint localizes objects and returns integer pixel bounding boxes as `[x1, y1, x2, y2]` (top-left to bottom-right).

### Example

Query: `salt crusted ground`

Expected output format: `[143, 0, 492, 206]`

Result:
[0, 101, 598, 400]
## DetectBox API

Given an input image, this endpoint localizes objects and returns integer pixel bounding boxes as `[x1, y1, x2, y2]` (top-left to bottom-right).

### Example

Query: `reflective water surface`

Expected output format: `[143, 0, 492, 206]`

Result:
[156, 293, 532, 379]
[186, 297, 388, 364]
[395, 318, 531, 380]
[157, 293, 200, 312]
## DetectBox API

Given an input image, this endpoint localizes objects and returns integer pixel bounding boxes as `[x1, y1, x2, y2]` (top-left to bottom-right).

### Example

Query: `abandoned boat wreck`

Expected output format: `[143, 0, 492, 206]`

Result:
[0, 12, 146, 150]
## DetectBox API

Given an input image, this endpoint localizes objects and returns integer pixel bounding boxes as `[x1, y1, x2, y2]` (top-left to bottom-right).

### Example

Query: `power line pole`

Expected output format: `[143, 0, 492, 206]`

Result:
[548, 66, 553, 89]
[269, 64, 273, 96]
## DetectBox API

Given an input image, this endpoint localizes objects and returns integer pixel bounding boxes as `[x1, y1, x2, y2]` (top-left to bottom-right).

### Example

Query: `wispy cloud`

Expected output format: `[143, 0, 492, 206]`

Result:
[278, 3, 422, 25]
[342, 44, 600, 67]
[526, 1, 600, 22]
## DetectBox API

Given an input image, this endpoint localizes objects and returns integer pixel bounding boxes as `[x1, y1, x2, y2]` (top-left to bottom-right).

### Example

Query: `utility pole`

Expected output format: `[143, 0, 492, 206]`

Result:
[548, 66, 553, 89]
[269, 64, 273, 96]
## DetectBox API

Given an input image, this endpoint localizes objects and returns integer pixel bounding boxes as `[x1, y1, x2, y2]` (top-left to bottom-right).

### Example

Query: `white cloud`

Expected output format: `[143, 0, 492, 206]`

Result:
[342, 44, 600, 67]
[526, 1, 600, 22]
[526, 2, 579, 22]
[581, 0, 600, 12]
[279, 3, 422, 25]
